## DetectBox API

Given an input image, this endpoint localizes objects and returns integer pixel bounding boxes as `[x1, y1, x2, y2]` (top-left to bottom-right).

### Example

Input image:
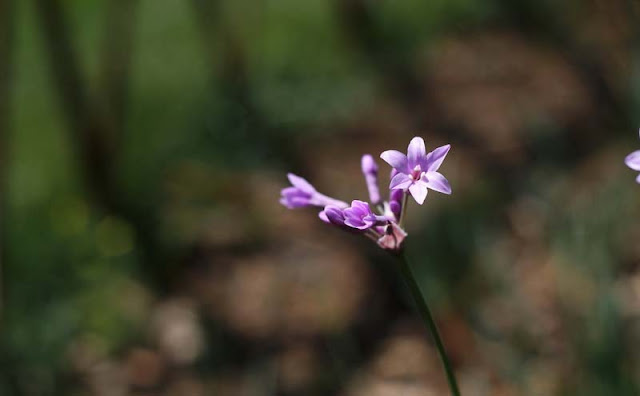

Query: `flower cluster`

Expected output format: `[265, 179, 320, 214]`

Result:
[625, 129, 640, 183]
[280, 137, 452, 251]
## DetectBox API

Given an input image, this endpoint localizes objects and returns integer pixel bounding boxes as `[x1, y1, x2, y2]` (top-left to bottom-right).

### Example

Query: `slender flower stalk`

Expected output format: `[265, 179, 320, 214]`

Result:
[396, 253, 461, 396]
[398, 191, 409, 228]
[280, 136, 459, 394]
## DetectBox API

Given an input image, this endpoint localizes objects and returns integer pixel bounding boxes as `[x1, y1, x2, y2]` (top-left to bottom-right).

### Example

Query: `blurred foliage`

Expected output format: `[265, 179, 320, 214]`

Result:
[2, 0, 640, 395]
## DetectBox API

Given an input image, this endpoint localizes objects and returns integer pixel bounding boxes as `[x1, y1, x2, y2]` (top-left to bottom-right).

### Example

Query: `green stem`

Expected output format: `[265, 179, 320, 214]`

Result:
[398, 191, 409, 228]
[396, 253, 461, 396]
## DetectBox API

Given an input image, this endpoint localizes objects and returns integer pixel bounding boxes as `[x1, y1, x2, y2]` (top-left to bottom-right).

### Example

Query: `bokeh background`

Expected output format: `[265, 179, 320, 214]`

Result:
[2, 0, 640, 395]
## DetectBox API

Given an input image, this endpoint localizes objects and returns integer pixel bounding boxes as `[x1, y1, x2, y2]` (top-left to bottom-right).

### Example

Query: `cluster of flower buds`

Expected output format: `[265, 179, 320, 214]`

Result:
[280, 137, 452, 252]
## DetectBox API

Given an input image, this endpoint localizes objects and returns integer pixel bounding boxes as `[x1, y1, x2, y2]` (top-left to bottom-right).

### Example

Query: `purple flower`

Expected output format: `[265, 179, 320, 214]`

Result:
[380, 137, 452, 205]
[625, 130, 640, 183]
[626, 150, 640, 183]
[343, 200, 389, 230]
[361, 154, 381, 205]
[280, 173, 348, 209]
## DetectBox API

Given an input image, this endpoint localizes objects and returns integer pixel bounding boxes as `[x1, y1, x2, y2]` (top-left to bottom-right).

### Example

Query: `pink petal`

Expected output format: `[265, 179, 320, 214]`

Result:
[425, 144, 451, 172]
[407, 137, 426, 169]
[380, 150, 408, 173]
[424, 171, 452, 194]
[409, 182, 428, 205]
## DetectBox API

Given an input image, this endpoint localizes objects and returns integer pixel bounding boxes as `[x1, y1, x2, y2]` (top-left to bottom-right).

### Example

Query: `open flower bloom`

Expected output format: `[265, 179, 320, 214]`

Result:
[343, 200, 389, 229]
[280, 136, 452, 252]
[380, 137, 452, 204]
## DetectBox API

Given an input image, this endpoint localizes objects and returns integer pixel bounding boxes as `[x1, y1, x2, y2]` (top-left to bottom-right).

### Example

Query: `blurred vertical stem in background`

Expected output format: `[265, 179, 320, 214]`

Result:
[33, 0, 173, 291]
[100, 0, 138, 133]
[0, 0, 13, 326]
[396, 253, 461, 396]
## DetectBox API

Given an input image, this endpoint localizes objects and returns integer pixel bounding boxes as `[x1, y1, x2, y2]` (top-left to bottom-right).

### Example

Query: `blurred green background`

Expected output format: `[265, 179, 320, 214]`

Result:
[2, 0, 640, 395]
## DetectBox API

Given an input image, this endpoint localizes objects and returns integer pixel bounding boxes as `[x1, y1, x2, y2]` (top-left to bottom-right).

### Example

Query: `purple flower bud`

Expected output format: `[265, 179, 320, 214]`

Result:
[320, 205, 368, 234]
[361, 154, 381, 205]
[280, 186, 313, 209]
[280, 173, 349, 209]
[343, 200, 388, 230]
[362, 154, 378, 174]
[389, 188, 404, 219]
[324, 206, 347, 226]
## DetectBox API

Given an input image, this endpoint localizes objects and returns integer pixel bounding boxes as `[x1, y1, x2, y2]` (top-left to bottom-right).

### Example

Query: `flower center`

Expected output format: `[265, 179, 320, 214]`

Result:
[410, 165, 422, 181]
